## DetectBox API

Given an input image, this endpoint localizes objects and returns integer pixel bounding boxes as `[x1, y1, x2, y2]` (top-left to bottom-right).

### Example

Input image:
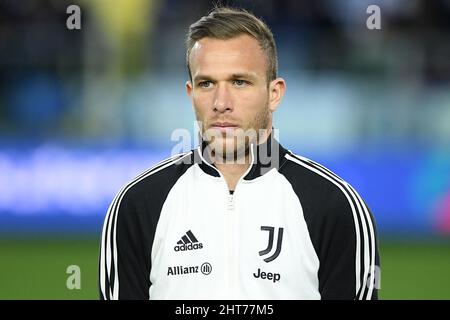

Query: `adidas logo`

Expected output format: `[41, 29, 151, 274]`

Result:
[174, 230, 203, 252]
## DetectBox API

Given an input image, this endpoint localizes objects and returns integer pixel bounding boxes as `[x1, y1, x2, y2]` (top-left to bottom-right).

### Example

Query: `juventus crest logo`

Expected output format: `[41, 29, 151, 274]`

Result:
[259, 226, 284, 262]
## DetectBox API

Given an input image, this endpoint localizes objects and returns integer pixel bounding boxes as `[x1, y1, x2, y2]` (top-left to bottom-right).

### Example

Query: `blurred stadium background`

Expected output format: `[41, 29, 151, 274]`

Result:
[1, 0, 450, 299]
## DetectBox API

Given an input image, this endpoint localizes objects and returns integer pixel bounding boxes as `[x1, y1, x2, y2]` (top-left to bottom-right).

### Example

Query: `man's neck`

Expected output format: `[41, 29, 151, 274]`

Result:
[214, 156, 251, 192]
[212, 128, 272, 191]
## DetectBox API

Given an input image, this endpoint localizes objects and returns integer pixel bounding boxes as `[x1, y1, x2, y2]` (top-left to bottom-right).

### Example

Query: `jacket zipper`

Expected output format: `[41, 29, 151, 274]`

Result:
[197, 144, 256, 298]
[227, 193, 235, 211]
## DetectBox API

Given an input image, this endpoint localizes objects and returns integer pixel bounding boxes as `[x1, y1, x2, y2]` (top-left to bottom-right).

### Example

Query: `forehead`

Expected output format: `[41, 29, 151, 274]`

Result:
[189, 35, 268, 79]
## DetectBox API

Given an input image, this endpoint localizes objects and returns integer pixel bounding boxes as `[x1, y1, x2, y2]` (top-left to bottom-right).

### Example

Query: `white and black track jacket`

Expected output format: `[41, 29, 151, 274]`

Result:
[99, 135, 380, 300]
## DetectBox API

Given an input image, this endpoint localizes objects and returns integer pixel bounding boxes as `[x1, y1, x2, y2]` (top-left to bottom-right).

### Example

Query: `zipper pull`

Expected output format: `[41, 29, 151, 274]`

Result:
[227, 194, 234, 211]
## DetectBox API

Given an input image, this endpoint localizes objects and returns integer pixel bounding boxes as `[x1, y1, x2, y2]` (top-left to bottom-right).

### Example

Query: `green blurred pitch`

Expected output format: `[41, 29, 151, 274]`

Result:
[0, 238, 450, 299]
[0, 237, 99, 300]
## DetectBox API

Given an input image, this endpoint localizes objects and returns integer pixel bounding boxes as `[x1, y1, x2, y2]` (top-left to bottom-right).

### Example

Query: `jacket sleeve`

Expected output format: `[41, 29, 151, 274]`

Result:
[317, 189, 381, 300]
[99, 190, 152, 300]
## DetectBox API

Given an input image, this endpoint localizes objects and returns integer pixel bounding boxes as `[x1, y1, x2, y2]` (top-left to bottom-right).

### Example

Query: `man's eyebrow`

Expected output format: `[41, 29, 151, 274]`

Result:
[193, 74, 219, 82]
[193, 74, 214, 82]
[193, 73, 257, 82]
[229, 73, 257, 80]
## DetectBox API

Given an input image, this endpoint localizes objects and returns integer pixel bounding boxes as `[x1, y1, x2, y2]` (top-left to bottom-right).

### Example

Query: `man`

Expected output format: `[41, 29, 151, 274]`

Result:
[99, 7, 380, 300]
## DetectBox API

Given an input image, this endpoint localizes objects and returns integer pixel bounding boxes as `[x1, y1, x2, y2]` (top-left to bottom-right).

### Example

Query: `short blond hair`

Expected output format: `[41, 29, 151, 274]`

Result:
[186, 7, 278, 82]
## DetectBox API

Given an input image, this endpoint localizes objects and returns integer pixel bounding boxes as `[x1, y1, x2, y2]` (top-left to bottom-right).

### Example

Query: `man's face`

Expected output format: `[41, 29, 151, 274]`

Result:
[186, 35, 278, 160]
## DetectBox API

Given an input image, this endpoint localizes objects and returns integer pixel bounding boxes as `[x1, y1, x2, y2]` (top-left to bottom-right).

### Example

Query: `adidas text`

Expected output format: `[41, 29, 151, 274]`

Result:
[174, 242, 203, 251]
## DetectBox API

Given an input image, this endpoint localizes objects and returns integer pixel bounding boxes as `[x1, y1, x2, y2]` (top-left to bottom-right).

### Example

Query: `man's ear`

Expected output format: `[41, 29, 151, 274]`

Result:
[186, 80, 193, 98]
[268, 77, 286, 113]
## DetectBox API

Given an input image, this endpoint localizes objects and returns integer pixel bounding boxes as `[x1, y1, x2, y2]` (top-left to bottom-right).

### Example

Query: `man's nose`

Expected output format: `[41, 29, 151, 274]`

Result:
[213, 83, 232, 113]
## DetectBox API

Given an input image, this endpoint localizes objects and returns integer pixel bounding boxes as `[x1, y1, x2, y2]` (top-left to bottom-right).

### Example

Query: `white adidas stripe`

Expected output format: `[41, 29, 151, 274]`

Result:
[295, 154, 376, 299]
[111, 152, 193, 299]
[100, 152, 192, 299]
[101, 152, 188, 299]
[288, 153, 377, 298]
[347, 183, 376, 299]
[285, 153, 375, 300]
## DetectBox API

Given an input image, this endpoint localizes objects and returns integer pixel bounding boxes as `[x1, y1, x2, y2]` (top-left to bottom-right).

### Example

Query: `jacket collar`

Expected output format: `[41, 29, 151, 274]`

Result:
[192, 131, 288, 180]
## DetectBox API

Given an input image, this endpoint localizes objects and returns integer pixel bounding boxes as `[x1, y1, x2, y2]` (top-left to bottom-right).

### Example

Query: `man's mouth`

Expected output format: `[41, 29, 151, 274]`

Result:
[210, 122, 239, 132]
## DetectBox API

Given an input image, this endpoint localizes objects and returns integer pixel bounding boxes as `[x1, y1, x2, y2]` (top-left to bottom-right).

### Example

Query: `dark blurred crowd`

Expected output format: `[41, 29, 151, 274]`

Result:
[0, 0, 449, 140]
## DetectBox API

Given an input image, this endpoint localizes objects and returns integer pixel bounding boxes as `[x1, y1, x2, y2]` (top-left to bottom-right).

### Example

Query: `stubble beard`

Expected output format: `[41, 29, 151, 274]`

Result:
[198, 104, 271, 164]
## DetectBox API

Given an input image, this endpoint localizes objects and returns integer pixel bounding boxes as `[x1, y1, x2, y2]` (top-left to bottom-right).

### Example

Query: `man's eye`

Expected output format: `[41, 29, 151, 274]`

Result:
[233, 79, 248, 87]
[198, 81, 212, 88]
